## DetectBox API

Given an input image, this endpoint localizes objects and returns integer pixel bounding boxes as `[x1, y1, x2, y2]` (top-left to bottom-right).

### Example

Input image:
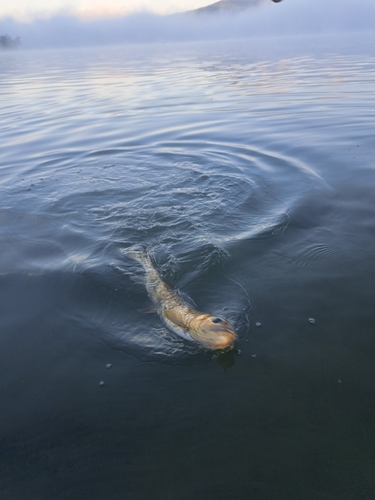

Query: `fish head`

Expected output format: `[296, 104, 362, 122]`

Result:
[189, 314, 236, 351]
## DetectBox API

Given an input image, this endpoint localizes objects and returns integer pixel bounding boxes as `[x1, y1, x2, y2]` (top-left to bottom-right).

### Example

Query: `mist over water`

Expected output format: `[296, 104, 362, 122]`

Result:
[1, 28, 375, 500]
[1, 0, 374, 48]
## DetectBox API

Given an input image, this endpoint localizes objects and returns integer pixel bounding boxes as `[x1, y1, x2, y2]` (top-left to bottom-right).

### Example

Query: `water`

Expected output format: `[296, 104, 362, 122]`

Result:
[1, 33, 375, 499]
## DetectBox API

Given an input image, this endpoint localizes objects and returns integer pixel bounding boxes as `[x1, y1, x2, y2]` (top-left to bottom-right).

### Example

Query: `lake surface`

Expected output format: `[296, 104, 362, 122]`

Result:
[1, 32, 374, 499]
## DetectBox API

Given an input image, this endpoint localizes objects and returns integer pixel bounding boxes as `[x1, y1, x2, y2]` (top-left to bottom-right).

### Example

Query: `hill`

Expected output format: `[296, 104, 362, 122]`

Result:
[186, 0, 282, 15]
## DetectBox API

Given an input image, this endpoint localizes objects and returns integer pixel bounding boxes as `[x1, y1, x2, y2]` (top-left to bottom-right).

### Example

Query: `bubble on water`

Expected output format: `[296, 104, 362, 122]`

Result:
[338, 379, 342, 384]
[309, 318, 316, 324]
[99, 381, 105, 386]
[255, 322, 261, 327]
[106, 364, 112, 369]
[252, 354, 257, 358]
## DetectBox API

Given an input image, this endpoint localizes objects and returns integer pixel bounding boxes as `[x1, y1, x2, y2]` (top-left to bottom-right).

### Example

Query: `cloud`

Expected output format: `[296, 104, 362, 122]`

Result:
[1, 0, 374, 49]
[0, 0, 213, 21]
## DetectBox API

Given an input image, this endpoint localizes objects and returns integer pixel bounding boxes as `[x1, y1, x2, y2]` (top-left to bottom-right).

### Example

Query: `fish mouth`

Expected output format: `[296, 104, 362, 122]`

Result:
[214, 324, 237, 350]
[194, 329, 237, 351]
[213, 333, 236, 351]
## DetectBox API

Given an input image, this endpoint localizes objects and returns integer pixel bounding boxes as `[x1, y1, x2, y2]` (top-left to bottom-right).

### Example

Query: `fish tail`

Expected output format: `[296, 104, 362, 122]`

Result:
[123, 246, 147, 263]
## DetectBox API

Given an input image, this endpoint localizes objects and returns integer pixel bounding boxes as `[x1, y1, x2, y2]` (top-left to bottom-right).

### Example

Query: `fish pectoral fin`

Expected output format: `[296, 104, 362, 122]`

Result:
[163, 309, 187, 329]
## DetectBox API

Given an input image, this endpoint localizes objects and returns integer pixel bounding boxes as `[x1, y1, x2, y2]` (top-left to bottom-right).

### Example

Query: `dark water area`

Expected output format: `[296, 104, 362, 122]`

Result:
[1, 32, 375, 499]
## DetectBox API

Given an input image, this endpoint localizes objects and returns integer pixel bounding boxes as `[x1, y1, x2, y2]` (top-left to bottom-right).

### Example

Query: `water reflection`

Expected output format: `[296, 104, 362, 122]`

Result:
[217, 349, 238, 370]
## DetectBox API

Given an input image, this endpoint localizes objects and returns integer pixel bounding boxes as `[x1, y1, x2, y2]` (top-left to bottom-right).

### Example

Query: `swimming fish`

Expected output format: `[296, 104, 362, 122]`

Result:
[125, 248, 236, 351]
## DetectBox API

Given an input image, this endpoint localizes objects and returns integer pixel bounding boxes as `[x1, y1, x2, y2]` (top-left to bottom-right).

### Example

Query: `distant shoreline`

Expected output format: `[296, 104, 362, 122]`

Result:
[0, 34, 20, 49]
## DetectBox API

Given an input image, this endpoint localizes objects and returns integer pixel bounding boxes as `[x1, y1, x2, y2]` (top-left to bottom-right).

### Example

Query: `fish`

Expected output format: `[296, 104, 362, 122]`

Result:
[125, 248, 236, 351]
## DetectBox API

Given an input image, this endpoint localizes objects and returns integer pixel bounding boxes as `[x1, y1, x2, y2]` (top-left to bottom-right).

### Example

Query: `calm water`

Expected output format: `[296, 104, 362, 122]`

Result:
[1, 33, 375, 499]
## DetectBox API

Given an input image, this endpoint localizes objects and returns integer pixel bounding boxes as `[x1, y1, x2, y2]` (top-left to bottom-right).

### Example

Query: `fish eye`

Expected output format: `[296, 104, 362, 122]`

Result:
[212, 317, 224, 324]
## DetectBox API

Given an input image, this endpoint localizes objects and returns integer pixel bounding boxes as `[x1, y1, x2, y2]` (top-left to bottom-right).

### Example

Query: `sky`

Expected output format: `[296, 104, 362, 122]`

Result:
[1, 0, 374, 48]
[1, 0, 373, 21]
[2, 0, 211, 21]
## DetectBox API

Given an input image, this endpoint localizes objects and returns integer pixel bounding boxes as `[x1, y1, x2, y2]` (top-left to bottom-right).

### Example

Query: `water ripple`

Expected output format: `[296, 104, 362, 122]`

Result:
[1, 43, 373, 362]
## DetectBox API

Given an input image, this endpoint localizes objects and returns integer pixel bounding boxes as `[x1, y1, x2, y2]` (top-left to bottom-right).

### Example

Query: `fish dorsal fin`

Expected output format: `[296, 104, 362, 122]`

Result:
[178, 291, 197, 310]
[163, 309, 187, 329]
